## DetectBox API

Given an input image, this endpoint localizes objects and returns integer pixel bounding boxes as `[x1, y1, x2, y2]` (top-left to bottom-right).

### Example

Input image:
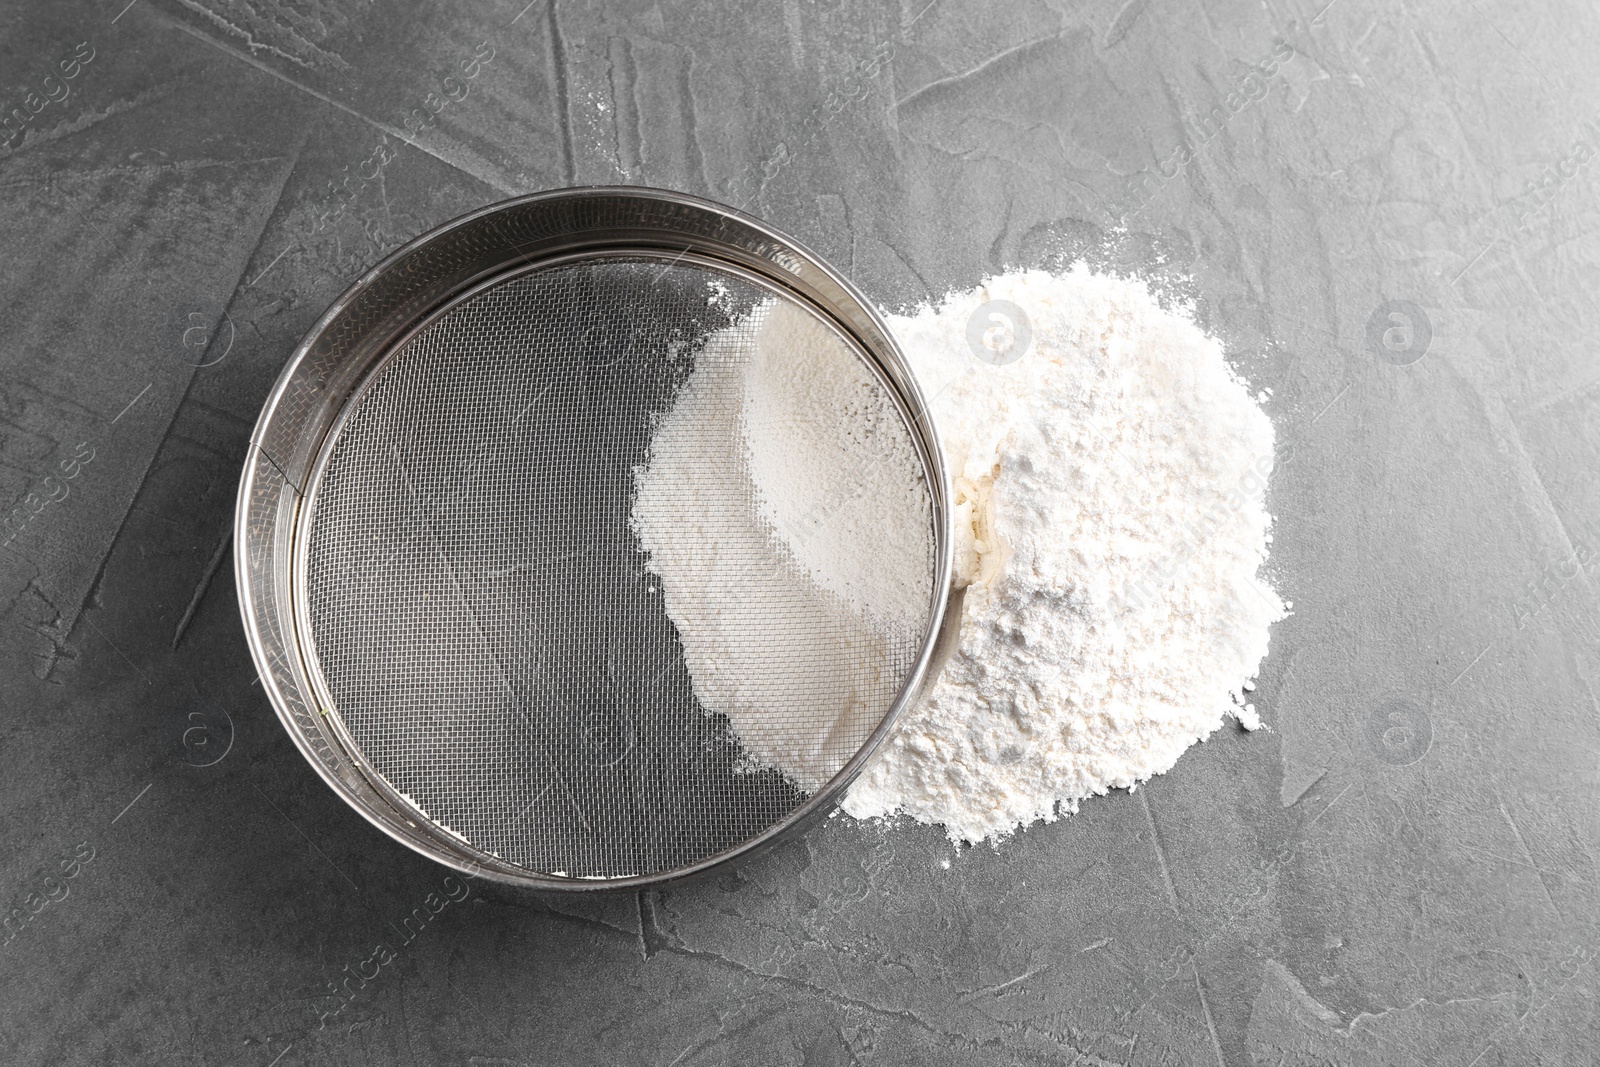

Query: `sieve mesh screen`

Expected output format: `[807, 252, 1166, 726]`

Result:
[299, 256, 934, 879]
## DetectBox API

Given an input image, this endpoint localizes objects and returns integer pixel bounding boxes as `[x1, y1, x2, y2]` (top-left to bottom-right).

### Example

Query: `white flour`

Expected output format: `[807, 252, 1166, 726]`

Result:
[634, 266, 1284, 844]
[631, 299, 928, 792]
[740, 301, 929, 628]
[843, 267, 1285, 842]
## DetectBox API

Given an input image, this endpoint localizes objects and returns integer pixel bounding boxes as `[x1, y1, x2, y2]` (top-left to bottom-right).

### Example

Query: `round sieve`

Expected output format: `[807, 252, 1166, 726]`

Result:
[235, 188, 955, 889]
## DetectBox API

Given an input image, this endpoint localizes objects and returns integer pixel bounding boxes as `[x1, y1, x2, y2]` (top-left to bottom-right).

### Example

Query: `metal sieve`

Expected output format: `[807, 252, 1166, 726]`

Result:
[235, 188, 955, 890]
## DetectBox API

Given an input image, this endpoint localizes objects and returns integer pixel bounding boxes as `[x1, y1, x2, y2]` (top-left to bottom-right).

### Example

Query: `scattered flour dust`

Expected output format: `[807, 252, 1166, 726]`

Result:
[841, 266, 1286, 843]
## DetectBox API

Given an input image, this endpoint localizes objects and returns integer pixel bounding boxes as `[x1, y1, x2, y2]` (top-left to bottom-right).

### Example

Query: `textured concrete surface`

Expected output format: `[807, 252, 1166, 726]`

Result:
[3, 0, 1599, 1064]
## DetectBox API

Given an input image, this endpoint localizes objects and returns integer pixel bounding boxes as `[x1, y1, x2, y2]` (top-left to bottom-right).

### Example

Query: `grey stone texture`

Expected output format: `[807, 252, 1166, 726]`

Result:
[2, 0, 1598, 1064]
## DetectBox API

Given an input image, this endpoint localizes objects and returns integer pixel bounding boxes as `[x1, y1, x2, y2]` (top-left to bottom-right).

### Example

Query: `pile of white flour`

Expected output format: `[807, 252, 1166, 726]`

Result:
[634, 266, 1284, 844]
[843, 267, 1284, 842]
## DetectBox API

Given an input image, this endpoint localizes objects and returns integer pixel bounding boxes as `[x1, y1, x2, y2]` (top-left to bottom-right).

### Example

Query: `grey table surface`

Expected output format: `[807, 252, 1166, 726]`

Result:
[3, 0, 1598, 1064]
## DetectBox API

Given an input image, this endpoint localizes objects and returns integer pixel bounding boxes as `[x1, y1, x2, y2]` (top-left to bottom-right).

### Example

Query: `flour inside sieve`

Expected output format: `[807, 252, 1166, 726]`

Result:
[631, 296, 932, 793]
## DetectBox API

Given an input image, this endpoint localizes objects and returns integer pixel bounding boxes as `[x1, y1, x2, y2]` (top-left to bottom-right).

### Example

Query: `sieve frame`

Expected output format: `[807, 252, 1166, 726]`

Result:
[235, 187, 955, 890]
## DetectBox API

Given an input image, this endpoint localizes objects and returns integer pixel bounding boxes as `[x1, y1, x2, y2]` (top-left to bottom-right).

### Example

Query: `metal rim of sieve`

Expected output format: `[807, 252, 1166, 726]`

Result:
[234, 187, 956, 890]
